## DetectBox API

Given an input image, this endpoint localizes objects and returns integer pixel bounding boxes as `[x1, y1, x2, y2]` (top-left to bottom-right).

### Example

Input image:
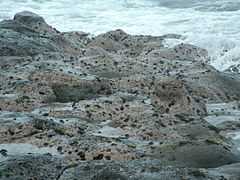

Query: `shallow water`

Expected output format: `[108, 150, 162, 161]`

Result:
[1, 0, 240, 71]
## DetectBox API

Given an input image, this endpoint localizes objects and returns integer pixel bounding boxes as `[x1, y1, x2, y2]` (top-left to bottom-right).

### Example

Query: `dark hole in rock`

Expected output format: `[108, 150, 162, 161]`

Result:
[105, 156, 111, 160]
[0, 149, 8, 156]
[93, 154, 104, 160]
[78, 151, 86, 160]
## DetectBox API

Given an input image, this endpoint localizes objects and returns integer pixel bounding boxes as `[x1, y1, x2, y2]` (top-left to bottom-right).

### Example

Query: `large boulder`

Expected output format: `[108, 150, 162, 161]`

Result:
[154, 141, 240, 168]
[184, 67, 240, 103]
[0, 11, 87, 56]
[13, 11, 58, 35]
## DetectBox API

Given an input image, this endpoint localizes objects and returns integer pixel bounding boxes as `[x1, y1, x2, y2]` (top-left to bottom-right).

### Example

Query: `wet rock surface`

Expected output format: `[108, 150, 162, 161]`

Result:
[0, 11, 240, 179]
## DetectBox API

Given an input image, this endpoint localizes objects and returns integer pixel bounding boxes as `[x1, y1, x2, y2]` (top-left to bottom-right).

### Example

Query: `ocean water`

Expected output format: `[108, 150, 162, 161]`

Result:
[1, 0, 240, 71]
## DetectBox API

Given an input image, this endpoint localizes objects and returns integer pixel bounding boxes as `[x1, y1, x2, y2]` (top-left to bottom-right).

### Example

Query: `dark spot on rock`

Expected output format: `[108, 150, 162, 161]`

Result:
[68, 151, 72, 155]
[39, 91, 45, 95]
[93, 154, 104, 160]
[0, 149, 8, 157]
[105, 156, 111, 160]
[42, 113, 49, 117]
[57, 146, 63, 152]
[166, 108, 170, 113]
[77, 151, 86, 160]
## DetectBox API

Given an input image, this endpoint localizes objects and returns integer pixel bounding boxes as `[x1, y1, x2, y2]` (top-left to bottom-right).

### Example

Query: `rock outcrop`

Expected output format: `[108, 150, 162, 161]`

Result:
[0, 11, 240, 180]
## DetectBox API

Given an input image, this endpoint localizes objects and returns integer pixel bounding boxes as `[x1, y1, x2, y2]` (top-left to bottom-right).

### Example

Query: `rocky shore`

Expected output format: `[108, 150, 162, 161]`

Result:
[0, 11, 240, 180]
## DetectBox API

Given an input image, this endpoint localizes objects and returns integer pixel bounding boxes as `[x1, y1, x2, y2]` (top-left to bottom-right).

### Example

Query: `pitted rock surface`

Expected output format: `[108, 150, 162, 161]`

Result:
[0, 11, 240, 180]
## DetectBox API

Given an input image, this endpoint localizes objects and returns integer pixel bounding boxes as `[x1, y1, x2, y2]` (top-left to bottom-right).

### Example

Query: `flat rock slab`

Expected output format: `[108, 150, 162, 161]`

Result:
[92, 126, 125, 138]
[0, 143, 61, 162]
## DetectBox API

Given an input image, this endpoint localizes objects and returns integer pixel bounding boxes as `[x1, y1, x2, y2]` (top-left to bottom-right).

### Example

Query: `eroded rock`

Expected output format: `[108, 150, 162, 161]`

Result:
[0, 11, 240, 180]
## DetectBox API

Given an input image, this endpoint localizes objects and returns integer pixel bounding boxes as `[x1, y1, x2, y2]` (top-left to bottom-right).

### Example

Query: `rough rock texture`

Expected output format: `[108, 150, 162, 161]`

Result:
[152, 78, 206, 115]
[0, 155, 64, 180]
[0, 11, 240, 180]
[13, 11, 59, 35]
[0, 11, 88, 56]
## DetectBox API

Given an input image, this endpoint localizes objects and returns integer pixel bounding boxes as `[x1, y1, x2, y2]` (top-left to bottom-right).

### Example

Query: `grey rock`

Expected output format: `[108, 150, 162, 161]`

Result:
[0, 11, 240, 180]
[154, 141, 240, 168]
[52, 80, 112, 103]
[0, 155, 63, 180]
[13, 11, 58, 35]
[0, 12, 86, 56]
[58, 160, 233, 180]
